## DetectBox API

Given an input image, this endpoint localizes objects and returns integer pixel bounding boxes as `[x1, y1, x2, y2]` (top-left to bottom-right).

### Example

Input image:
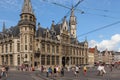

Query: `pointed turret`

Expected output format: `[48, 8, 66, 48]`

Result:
[51, 20, 55, 31]
[2, 22, 6, 32]
[22, 0, 34, 15]
[19, 0, 36, 26]
[62, 16, 68, 31]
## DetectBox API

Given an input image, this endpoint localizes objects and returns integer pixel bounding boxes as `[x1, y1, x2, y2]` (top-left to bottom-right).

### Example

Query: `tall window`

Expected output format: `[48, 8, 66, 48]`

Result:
[6, 44, 8, 53]
[73, 48, 75, 55]
[30, 35, 32, 43]
[2, 56, 4, 65]
[52, 45, 55, 53]
[25, 35, 27, 43]
[25, 45, 27, 50]
[42, 43, 45, 52]
[10, 55, 13, 65]
[21, 45, 23, 51]
[30, 45, 32, 50]
[41, 55, 45, 65]
[25, 54, 27, 58]
[6, 56, 8, 64]
[47, 44, 50, 53]
[2, 45, 4, 53]
[52, 56, 55, 65]
[21, 37, 23, 43]
[47, 55, 50, 65]
[17, 43, 20, 52]
[10, 43, 12, 52]
[17, 55, 20, 65]
[56, 46, 59, 53]
[70, 47, 72, 55]
[56, 56, 59, 65]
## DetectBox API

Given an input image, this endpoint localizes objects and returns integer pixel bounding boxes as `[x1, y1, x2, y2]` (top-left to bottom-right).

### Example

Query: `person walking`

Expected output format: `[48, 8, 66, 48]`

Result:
[75, 65, 79, 77]
[53, 66, 57, 77]
[61, 66, 64, 77]
[101, 64, 106, 76]
[1, 66, 7, 79]
[5, 65, 9, 77]
[83, 65, 87, 76]
[97, 64, 102, 76]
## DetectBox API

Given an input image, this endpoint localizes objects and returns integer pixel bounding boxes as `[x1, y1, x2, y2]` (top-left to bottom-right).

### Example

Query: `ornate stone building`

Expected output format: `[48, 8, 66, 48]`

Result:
[0, 0, 88, 67]
[101, 49, 114, 64]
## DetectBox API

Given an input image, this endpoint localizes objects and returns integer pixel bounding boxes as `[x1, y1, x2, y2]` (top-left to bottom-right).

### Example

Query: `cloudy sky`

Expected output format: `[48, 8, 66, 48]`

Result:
[0, 0, 120, 52]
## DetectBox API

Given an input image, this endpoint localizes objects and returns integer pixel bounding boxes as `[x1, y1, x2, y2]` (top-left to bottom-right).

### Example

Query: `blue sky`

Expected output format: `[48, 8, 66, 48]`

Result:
[0, 0, 120, 51]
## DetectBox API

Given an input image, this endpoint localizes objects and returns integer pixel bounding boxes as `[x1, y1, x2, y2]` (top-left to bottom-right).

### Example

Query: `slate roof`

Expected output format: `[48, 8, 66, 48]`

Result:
[0, 26, 20, 39]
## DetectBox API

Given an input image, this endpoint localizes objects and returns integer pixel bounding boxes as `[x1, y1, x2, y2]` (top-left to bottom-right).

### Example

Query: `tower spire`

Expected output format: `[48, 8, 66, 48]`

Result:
[71, 6, 74, 17]
[2, 22, 6, 32]
[22, 0, 34, 15]
[69, 6, 77, 39]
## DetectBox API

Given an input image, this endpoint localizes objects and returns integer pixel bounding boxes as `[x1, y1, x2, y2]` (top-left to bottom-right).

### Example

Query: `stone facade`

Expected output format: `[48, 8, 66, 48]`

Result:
[88, 48, 95, 66]
[101, 49, 114, 64]
[0, 0, 88, 67]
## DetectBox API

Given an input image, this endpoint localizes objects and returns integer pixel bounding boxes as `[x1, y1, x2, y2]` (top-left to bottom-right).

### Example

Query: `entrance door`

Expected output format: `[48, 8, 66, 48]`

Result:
[62, 57, 65, 67]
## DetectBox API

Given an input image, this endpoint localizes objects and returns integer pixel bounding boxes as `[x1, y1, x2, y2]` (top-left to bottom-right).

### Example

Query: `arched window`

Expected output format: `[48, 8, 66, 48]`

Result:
[17, 55, 20, 65]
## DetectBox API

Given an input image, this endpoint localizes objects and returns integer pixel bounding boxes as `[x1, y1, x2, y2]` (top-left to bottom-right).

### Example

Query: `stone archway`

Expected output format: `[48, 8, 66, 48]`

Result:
[62, 56, 70, 67]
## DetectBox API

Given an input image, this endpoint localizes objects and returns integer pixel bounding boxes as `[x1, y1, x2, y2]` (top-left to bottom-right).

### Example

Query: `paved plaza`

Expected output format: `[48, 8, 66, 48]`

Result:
[1, 66, 119, 80]
[36, 67, 120, 80]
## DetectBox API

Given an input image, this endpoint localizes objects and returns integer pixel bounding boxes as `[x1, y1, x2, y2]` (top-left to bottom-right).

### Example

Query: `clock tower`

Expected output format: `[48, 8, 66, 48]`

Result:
[69, 7, 77, 39]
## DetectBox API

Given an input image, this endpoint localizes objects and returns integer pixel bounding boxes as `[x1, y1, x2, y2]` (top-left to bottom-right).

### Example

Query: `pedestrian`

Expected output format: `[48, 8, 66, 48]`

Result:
[75, 65, 79, 77]
[41, 65, 44, 73]
[83, 65, 87, 76]
[61, 67, 64, 77]
[54, 66, 57, 77]
[101, 64, 106, 76]
[46, 67, 49, 77]
[1, 66, 7, 78]
[109, 64, 113, 71]
[56, 65, 59, 77]
[48, 66, 52, 77]
[97, 64, 102, 76]
[0, 68, 1, 79]
[5, 65, 9, 77]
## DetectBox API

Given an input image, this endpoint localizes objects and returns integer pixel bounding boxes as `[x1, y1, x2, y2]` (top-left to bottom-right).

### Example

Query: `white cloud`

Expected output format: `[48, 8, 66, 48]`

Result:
[89, 34, 120, 52]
